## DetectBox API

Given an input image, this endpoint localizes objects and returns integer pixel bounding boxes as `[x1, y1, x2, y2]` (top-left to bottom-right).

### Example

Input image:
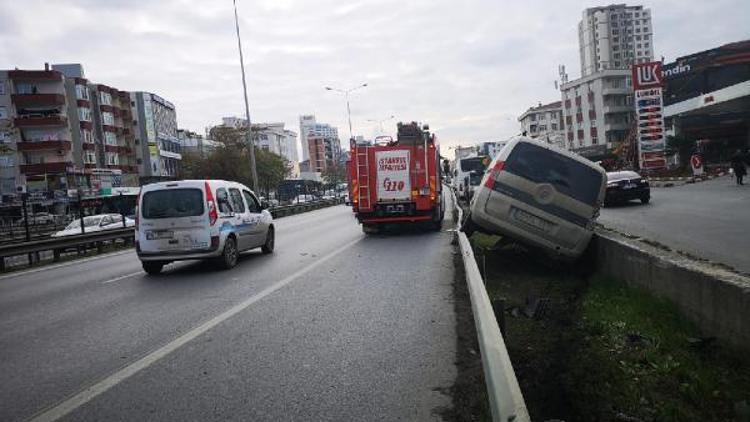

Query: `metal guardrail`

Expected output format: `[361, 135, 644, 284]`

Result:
[450, 187, 530, 422]
[0, 198, 345, 272]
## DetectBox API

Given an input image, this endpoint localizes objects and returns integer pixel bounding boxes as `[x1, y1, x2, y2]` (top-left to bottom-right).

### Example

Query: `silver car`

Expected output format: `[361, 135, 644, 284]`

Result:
[464, 136, 606, 260]
[137, 180, 274, 274]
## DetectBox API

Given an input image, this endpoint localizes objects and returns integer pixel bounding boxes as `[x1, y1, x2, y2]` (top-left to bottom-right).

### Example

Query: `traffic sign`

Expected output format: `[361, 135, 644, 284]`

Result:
[691, 154, 704, 176]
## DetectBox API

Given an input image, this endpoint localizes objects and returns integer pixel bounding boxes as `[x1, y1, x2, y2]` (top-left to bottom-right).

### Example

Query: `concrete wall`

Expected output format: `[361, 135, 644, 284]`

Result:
[591, 230, 750, 350]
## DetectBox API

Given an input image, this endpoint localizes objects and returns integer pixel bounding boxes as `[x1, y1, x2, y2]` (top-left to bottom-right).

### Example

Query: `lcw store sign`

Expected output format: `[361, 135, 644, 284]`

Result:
[632, 62, 667, 170]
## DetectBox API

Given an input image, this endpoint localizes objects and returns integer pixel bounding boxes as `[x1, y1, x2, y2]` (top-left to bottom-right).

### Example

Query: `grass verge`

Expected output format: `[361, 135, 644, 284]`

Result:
[469, 232, 750, 422]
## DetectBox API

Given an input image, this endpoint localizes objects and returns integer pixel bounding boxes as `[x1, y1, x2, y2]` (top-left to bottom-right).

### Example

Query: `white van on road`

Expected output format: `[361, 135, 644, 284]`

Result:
[464, 136, 606, 260]
[136, 180, 274, 274]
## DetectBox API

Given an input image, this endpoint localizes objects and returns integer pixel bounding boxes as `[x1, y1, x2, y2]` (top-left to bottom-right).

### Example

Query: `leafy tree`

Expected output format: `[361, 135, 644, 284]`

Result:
[666, 134, 695, 169]
[321, 163, 347, 194]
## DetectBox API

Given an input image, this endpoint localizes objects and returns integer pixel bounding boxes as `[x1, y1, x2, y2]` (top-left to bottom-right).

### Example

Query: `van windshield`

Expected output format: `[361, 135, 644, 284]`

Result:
[504, 142, 603, 206]
[460, 157, 487, 173]
[142, 188, 204, 219]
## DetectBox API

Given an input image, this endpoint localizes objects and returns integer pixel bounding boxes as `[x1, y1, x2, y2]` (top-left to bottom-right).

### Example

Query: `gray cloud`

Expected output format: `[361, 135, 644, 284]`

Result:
[1, 0, 748, 156]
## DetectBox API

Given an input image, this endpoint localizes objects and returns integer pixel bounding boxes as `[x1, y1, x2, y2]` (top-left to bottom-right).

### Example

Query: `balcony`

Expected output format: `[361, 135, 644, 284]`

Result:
[79, 121, 93, 130]
[20, 162, 71, 175]
[604, 121, 631, 131]
[82, 142, 96, 151]
[8, 70, 63, 82]
[77, 99, 91, 107]
[100, 104, 114, 113]
[102, 124, 117, 133]
[603, 104, 633, 114]
[11, 93, 66, 107]
[104, 144, 120, 153]
[14, 115, 68, 128]
[602, 87, 632, 96]
[16, 140, 72, 152]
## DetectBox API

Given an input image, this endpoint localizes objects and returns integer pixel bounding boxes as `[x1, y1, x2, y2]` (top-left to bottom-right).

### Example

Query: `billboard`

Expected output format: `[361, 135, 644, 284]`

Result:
[632, 62, 667, 170]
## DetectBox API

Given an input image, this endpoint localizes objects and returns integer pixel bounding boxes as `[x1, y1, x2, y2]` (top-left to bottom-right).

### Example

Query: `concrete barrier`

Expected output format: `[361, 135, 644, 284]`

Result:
[591, 229, 750, 350]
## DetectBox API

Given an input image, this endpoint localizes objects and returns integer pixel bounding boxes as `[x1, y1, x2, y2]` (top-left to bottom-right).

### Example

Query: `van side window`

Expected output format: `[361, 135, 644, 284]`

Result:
[216, 188, 232, 213]
[229, 188, 246, 213]
[243, 190, 260, 213]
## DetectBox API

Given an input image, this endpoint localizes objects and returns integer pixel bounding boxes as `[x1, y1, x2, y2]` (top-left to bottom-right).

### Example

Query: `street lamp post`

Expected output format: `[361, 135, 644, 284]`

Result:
[324, 83, 367, 140]
[232, 0, 259, 193]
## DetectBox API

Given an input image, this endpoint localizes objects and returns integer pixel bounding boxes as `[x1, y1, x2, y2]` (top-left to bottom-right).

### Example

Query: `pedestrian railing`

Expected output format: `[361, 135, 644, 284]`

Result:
[450, 187, 530, 422]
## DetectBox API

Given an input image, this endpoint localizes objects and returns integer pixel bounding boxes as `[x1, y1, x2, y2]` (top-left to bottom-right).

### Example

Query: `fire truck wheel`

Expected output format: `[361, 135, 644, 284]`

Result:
[362, 224, 379, 235]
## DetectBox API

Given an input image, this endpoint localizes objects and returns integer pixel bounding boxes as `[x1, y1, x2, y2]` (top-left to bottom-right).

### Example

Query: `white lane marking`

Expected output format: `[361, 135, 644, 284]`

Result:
[29, 236, 361, 422]
[0, 250, 135, 281]
[100, 271, 143, 284]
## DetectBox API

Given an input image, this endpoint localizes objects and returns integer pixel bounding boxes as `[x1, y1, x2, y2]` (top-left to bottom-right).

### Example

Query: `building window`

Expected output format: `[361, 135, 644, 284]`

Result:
[99, 91, 112, 106]
[78, 107, 91, 122]
[0, 80, 5, 95]
[75, 85, 88, 100]
[551, 123, 558, 131]
[0, 106, 6, 119]
[84, 151, 96, 164]
[105, 132, 117, 145]
[81, 129, 93, 143]
[102, 112, 114, 125]
[577, 129, 584, 140]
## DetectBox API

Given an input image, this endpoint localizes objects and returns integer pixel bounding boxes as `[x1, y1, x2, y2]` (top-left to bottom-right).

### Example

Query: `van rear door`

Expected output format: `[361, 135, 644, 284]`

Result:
[139, 186, 210, 253]
[485, 142, 603, 243]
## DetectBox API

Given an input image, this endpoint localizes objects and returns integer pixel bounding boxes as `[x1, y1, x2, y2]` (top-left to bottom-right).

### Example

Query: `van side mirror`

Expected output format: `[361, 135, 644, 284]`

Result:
[260, 200, 270, 210]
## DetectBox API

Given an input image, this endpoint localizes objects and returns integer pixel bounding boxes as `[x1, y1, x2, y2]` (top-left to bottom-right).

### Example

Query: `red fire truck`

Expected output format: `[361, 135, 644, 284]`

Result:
[347, 122, 443, 234]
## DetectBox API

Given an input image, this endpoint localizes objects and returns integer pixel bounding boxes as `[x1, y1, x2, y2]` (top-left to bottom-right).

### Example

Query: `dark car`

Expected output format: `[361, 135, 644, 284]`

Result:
[605, 171, 650, 205]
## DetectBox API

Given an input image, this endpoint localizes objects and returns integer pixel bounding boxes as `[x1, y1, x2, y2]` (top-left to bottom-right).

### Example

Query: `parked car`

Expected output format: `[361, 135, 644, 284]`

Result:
[16, 212, 57, 225]
[136, 179, 274, 275]
[52, 214, 134, 237]
[604, 171, 650, 205]
[463, 136, 606, 260]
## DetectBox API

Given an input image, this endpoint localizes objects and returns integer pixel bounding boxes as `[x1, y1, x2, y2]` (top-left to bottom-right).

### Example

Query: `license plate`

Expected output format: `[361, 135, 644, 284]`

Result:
[512, 208, 553, 233]
[147, 230, 174, 240]
[623, 183, 637, 189]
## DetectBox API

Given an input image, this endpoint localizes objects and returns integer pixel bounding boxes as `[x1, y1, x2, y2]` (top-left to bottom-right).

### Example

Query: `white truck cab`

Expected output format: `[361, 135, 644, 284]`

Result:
[136, 180, 274, 274]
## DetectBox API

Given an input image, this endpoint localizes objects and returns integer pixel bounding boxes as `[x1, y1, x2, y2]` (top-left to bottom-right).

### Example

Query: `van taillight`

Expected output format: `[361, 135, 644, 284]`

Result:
[484, 160, 505, 188]
[134, 195, 140, 230]
[205, 181, 218, 226]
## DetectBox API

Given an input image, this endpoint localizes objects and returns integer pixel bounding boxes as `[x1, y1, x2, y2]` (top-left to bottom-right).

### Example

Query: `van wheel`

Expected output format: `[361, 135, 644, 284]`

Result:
[640, 195, 650, 204]
[142, 261, 164, 275]
[261, 227, 275, 254]
[218, 236, 238, 269]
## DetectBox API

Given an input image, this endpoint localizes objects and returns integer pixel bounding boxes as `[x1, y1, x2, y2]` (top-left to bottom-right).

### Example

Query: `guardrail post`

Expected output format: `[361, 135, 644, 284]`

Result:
[96, 241, 103, 253]
[53, 249, 61, 262]
[492, 298, 507, 337]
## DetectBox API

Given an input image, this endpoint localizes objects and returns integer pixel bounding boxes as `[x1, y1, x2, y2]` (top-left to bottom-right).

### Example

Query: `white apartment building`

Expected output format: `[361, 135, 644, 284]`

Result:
[579, 4, 654, 76]
[299, 114, 338, 162]
[518, 101, 565, 149]
[218, 117, 299, 167]
[560, 69, 634, 158]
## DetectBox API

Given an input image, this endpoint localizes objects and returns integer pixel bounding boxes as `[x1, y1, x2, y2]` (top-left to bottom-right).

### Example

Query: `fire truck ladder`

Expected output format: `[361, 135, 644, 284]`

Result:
[356, 147, 371, 209]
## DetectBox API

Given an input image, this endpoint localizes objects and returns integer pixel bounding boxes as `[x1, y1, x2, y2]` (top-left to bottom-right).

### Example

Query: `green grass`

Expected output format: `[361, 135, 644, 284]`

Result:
[571, 277, 750, 421]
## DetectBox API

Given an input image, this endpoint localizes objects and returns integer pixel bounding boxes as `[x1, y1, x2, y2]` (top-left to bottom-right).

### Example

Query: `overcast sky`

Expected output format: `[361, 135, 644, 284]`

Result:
[2, 0, 748, 157]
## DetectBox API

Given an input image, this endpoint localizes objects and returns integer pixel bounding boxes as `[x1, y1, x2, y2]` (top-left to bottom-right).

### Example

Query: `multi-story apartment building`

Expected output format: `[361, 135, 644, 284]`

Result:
[132, 92, 181, 178]
[560, 69, 634, 157]
[219, 117, 299, 166]
[177, 129, 223, 157]
[299, 115, 338, 162]
[518, 101, 565, 148]
[0, 66, 75, 198]
[307, 135, 341, 173]
[55, 64, 139, 188]
[579, 4, 654, 76]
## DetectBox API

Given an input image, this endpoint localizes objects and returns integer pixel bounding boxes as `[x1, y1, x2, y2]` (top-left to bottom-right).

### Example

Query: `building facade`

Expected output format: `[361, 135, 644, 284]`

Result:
[307, 135, 341, 173]
[579, 4, 654, 77]
[0, 66, 74, 198]
[560, 69, 634, 158]
[132, 92, 181, 178]
[518, 101, 565, 148]
[177, 129, 223, 157]
[299, 114, 338, 162]
[218, 117, 299, 167]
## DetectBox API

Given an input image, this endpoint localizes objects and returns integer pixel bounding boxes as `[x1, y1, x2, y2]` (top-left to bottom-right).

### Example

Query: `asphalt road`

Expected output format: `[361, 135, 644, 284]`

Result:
[599, 175, 750, 273]
[0, 200, 460, 422]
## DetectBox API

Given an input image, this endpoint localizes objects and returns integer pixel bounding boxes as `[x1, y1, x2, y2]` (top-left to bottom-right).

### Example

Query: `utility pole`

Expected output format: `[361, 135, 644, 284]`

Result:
[233, 0, 259, 193]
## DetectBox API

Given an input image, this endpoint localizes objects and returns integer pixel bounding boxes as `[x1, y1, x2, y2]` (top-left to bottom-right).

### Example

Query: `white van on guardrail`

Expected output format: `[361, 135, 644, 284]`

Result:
[136, 180, 274, 274]
[463, 136, 606, 260]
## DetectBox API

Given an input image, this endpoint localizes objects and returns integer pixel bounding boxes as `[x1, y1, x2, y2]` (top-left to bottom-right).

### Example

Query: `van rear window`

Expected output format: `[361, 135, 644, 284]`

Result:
[503, 142, 603, 206]
[142, 188, 204, 219]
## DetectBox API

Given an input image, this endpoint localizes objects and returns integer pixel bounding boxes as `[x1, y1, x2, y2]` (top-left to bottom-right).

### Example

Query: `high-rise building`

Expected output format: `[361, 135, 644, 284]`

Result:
[307, 135, 341, 173]
[579, 4, 654, 77]
[518, 101, 565, 148]
[299, 114, 338, 162]
[132, 92, 181, 178]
